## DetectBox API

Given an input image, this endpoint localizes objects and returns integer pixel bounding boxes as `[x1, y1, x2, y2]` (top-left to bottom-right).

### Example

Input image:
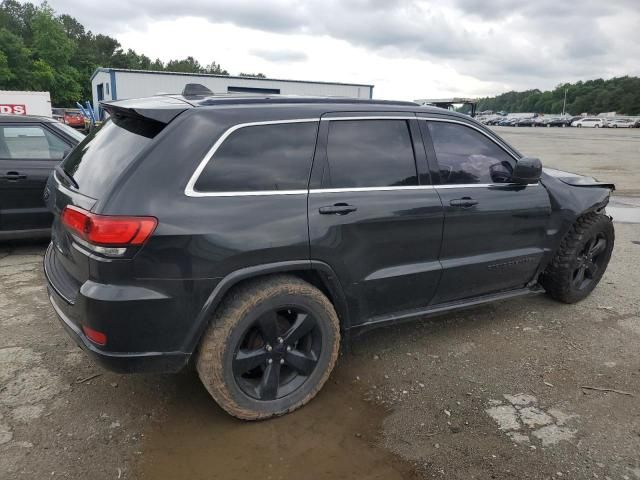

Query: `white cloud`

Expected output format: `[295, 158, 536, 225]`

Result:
[45, 0, 640, 99]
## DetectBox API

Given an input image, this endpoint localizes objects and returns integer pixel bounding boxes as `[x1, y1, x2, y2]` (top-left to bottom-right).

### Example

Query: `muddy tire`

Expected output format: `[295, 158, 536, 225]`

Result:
[196, 275, 340, 420]
[540, 213, 614, 303]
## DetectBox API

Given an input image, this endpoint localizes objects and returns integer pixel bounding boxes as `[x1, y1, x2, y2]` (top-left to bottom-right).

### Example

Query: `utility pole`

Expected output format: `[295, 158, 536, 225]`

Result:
[562, 87, 568, 116]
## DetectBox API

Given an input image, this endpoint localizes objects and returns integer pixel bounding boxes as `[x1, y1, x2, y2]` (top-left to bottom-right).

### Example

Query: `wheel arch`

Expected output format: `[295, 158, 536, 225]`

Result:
[183, 260, 351, 353]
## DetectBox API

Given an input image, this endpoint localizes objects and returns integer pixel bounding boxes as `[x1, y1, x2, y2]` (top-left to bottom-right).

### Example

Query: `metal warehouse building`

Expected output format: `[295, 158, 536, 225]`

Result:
[90, 68, 374, 118]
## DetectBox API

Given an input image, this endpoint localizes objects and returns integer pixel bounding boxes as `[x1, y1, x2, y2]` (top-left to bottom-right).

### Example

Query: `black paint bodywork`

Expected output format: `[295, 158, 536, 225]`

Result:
[0, 115, 82, 239]
[43, 96, 614, 373]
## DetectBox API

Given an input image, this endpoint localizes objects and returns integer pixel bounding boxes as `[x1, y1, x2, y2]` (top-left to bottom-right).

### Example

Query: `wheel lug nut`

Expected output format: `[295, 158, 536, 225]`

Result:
[265, 344, 272, 352]
[280, 358, 285, 364]
[286, 346, 291, 352]
[277, 337, 284, 344]
[267, 358, 273, 364]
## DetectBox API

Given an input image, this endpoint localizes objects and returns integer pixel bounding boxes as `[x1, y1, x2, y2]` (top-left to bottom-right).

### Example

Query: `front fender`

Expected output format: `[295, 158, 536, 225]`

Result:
[538, 170, 613, 272]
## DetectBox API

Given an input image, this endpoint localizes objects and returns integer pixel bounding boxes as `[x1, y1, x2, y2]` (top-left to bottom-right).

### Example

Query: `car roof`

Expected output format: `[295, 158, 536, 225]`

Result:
[105, 93, 475, 122]
[0, 114, 57, 123]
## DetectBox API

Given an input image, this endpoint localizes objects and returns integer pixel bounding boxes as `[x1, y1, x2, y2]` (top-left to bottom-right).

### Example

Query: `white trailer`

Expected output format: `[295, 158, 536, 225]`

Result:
[0, 91, 52, 117]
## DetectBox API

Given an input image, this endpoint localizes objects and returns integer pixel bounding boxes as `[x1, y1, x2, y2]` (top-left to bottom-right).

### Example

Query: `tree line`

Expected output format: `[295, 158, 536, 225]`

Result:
[476, 76, 640, 115]
[0, 1, 265, 106]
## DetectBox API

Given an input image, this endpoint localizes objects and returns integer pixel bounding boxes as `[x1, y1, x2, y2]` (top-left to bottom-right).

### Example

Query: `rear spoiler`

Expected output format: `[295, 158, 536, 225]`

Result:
[101, 95, 192, 124]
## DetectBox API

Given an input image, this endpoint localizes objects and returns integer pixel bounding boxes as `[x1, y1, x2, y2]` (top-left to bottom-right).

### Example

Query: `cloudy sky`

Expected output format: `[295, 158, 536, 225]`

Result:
[46, 0, 640, 100]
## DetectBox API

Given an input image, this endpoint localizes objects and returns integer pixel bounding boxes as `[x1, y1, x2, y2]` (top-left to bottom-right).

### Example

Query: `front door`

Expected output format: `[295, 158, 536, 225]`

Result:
[0, 123, 71, 232]
[308, 115, 444, 324]
[420, 119, 552, 304]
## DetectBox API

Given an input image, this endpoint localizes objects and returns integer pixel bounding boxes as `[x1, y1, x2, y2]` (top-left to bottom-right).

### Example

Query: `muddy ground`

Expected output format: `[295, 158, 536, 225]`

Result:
[1, 128, 639, 479]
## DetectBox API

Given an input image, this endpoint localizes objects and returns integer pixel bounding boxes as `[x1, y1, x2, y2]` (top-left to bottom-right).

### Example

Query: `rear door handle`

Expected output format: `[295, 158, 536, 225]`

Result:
[319, 204, 357, 215]
[1, 172, 27, 181]
[449, 197, 478, 208]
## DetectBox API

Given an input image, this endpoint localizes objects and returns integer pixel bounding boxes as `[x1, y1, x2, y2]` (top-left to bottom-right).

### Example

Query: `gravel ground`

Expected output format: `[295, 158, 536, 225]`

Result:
[1, 128, 639, 479]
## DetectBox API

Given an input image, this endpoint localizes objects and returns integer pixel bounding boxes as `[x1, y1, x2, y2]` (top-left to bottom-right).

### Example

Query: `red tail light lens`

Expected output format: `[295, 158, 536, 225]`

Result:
[61, 206, 157, 246]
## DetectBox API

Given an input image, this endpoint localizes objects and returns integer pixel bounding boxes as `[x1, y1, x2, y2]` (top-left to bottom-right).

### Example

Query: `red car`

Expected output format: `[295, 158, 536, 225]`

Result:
[63, 111, 85, 128]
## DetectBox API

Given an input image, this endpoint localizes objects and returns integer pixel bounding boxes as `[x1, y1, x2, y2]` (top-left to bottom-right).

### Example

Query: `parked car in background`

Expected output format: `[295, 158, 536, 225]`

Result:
[44, 93, 614, 420]
[0, 114, 84, 240]
[571, 118, 606, 128]
[63, 111, 86, 129]
[605, 118, 635, 128]
[485, 117, 504, 126]
[545, 117, 572, 127]
[53, 108, 86, 130]
[516, 118, 536, 127]
[497, 117, 518, 126]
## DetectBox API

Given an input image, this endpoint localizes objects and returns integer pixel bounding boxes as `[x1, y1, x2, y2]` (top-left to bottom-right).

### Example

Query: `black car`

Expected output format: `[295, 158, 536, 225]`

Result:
[516, 117, 536, 127]
[44, 93, 615, 420]
[0, 115, 84, 240]
[545, 117, 572, 127]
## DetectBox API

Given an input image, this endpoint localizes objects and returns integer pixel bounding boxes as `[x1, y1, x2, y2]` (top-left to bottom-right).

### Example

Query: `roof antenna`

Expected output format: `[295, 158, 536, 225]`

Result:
[182, 83, 213, 97]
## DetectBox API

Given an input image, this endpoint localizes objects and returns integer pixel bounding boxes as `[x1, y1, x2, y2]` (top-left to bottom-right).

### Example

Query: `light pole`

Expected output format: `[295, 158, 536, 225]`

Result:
[562, 87, 568, 116]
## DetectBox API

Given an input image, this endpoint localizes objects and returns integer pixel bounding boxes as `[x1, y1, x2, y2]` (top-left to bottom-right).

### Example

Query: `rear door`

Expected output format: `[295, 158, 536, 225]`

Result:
[420, 118, 551, 304]
[0, 122, 72, 233]
[308, 114, 444, 324]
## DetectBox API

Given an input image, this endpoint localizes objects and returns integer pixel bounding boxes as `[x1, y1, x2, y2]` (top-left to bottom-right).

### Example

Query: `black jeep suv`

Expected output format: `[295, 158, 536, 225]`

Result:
[44, 93, 614, 420]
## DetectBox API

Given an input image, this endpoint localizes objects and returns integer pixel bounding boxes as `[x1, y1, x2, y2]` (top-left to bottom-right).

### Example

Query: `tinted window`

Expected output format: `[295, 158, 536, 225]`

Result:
[324, 120, 417, 188]
[427, 122, 514, 185]
[0, 125, 68, 160]
[194, 122, 318, 192]
[62, 115, 163, 199]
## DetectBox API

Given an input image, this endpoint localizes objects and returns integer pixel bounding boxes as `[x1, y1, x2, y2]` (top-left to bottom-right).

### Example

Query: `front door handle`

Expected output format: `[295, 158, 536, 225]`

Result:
[1, 171, 27, 181]
[319, 203, 357, 215]
[449, 197, 478, 208]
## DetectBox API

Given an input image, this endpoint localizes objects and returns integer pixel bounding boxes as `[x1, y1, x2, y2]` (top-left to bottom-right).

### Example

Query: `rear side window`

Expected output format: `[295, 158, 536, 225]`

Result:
[194, 122, 318, 193]
[427, 122, 514, 185]
[62, 115, 163, 199]
[0, 125, 69, 160]
[324, 120, 417, 188]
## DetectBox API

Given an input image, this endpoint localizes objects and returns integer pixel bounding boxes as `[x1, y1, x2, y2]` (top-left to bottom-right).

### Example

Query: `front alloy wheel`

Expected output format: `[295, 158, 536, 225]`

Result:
[541, 213, 614, 303]
[571, 233, 607, 291]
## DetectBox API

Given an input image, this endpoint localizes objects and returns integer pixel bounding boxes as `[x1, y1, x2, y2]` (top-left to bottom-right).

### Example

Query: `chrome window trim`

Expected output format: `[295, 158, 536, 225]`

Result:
[434, 182, 540, 189]
[184, 118, 320, 198]
[311, 185, 434, 194]
[320, 116, 519, 162]
[184, 115, 535, 198]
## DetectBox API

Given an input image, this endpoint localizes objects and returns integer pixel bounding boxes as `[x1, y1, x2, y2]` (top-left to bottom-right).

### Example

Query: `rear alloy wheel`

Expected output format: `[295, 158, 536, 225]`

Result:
[196, 275, 340, 420]
[540, 213, 614, 303]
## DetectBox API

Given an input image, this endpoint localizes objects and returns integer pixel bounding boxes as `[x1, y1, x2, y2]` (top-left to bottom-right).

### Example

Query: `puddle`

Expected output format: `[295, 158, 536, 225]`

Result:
[608, 196, 640, 224]
[136, 361, 418, 480]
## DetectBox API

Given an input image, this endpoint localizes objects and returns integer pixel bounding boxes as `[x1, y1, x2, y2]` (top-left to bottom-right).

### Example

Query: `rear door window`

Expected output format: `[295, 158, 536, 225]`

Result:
[0, 125, 69, 160]
[323, 119, 418, 188]
[193, 121, 318, 193]
[61, 116, 163, 199]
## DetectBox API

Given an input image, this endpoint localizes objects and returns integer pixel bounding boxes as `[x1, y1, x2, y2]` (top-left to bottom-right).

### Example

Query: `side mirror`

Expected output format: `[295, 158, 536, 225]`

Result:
[511, 157, 542, 184]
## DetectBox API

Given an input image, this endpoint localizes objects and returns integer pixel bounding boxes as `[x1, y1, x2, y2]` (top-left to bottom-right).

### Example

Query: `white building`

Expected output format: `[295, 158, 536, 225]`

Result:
[91, 68, 374, 119]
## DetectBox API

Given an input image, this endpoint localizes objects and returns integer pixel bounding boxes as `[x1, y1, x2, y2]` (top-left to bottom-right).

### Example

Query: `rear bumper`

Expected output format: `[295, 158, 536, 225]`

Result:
[48, 291, 190, 373]
[44, 243, 191, 373]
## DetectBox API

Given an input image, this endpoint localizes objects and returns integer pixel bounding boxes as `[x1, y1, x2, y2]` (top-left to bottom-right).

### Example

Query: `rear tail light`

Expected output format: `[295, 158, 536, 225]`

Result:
[62, 206, 157, 256]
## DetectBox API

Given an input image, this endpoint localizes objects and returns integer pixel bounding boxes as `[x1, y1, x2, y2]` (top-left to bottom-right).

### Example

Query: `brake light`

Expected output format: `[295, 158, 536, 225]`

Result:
[62, 206, 157, 247]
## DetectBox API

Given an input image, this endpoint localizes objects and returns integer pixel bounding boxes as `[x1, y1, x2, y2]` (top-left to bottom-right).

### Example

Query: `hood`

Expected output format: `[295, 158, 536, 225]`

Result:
[542, 168, 615, 191]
